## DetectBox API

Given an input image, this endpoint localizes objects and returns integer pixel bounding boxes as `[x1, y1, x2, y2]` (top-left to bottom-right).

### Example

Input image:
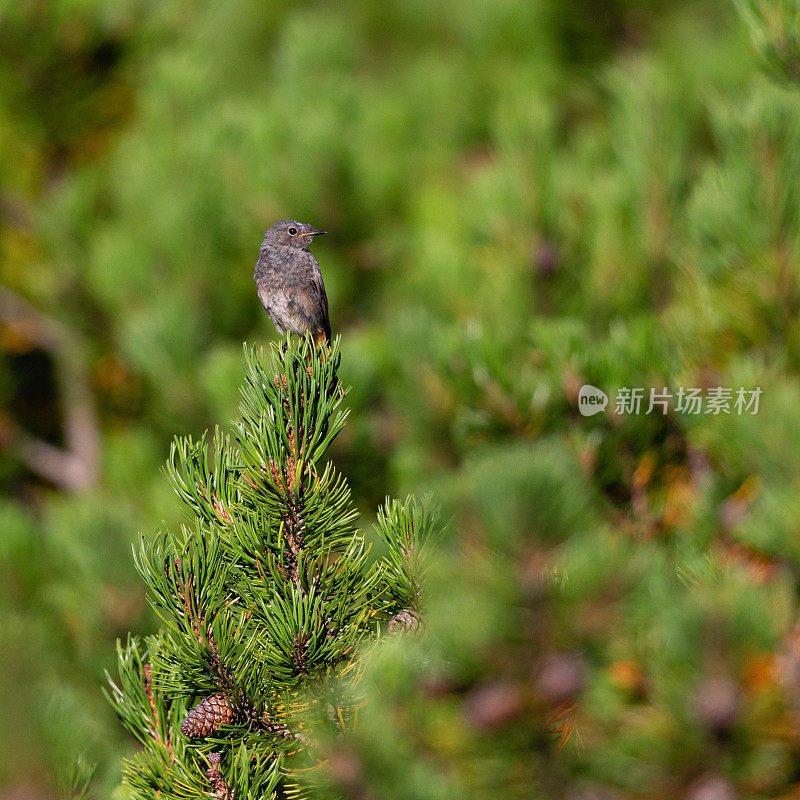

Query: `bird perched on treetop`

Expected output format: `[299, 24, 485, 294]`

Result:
[254, 220, 331, 345]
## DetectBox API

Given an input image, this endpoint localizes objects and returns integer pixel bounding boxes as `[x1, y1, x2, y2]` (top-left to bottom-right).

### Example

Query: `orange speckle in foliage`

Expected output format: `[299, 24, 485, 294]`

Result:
[609, 660, 644, 694]
[742, 653, 776, 694]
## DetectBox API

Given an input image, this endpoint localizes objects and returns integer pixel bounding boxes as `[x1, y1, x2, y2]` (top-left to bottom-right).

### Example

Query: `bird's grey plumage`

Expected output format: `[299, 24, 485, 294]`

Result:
[254, 220, 331, 343]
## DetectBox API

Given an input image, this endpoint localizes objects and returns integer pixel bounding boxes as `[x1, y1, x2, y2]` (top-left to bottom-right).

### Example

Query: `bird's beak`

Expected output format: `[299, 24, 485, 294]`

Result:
[300, 228, 327, 237]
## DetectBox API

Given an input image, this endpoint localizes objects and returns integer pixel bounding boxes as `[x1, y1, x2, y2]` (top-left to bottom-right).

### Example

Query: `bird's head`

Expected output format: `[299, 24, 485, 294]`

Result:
[263, 220, 326, 251]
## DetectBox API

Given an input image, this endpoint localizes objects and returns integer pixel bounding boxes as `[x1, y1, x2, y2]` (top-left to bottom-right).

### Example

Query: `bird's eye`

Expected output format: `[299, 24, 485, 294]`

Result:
[288, 227, 297, 235]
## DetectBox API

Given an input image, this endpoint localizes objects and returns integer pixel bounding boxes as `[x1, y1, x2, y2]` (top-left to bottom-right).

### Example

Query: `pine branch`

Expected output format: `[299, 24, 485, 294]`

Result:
[374, 496, 443, 619]
[143, 664, 174, 762]
[108, 336, 436, 797]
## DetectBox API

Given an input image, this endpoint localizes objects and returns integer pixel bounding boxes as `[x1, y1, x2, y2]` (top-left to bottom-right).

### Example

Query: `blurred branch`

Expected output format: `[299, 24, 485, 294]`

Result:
[0, 285, 99, 491]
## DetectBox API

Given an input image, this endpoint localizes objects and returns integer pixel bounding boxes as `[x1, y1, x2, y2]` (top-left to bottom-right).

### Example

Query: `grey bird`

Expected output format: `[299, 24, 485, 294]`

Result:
[254, 220, 331, 345]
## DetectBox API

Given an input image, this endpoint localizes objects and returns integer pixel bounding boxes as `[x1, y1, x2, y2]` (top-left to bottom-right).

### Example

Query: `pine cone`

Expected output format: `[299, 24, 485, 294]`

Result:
[181, 694, 236, 738]
[206, 752, 234, 800]
[388, 609, 422, 634]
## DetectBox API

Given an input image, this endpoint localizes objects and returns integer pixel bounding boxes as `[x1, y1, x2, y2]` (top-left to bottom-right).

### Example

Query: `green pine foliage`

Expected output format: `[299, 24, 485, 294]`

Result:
[105, 337, 437, 799]
[735, 0, 800, 85]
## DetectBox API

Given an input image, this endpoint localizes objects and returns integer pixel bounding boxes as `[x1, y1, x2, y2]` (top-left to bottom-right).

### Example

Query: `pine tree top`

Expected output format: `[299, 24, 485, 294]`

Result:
[106, 336, 438, 799]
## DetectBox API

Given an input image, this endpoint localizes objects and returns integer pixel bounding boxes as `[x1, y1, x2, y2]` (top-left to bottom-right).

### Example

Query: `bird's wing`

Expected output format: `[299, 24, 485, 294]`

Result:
[314, 271, 331, 341]
[273, 252, 331, 341]
[299, 252, 330, 341]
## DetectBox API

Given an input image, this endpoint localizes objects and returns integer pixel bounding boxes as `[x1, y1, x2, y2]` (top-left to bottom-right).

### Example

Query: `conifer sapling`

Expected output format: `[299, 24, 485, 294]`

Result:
[106, 336, 439, 799]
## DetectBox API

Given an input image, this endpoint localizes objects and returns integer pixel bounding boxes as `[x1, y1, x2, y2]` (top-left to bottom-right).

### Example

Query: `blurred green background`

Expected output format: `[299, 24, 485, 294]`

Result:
[3, 0, 800, 797]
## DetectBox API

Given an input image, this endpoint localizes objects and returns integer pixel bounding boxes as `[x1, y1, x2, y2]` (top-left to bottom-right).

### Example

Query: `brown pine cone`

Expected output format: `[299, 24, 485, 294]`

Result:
[206, 752, 234, 800]
[181, 694, 236, 738]
[388, 609, 423, 634]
